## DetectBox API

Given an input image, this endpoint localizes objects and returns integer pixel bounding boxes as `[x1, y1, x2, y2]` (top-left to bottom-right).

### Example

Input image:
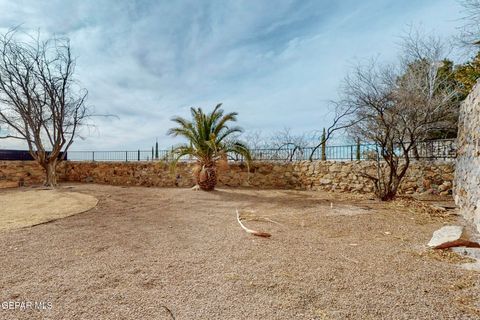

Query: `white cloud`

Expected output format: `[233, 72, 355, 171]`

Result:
[0, 0, 464, 151]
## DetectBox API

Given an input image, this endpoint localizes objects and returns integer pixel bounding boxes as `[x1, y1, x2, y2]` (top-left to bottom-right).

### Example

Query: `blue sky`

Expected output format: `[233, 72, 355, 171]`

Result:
[0, 0, 466, 150]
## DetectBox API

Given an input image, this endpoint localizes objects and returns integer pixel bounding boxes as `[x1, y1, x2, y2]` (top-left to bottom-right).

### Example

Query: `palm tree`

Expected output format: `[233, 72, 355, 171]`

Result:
[167, 103, 252, 191]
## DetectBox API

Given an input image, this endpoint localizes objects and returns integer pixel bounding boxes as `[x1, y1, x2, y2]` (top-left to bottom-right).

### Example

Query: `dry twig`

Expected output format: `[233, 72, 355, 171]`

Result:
[236, 209, 271, 238]
[161, 305, 175, 320]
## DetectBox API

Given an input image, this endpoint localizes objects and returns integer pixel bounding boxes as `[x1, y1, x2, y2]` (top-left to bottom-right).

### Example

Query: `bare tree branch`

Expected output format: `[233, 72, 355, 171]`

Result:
[0, 29, 90, 186]
[320, 29, 460, 200]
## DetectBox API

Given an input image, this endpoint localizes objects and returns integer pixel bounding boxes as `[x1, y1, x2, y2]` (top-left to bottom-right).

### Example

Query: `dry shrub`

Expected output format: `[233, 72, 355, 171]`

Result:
[388, 196, 457, 224]
[413, 249, 476, 264]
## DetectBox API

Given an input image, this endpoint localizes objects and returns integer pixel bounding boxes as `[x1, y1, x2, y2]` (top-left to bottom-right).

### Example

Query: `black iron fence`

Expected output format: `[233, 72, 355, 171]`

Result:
[0, 139, 455, 162]
[0, 149, 67, 161]
[62, 139, 456, 162]
[66, 150, 170, 162]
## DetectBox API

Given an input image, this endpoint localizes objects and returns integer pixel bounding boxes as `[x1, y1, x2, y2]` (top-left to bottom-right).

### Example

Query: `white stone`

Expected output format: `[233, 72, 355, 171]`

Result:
[319, 178, 331, 185]
[427, 225, 464, 248]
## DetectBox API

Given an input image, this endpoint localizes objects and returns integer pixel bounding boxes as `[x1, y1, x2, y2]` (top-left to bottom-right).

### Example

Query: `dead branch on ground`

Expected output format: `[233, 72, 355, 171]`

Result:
[236, 209, 272, 238]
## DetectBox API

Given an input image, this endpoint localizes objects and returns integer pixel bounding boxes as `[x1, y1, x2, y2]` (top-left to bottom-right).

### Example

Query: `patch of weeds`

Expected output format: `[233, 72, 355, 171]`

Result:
[389, 197, 457, 224]
[449, 275, 477, 291]
[455, 295, 480, 317]
[412, 249, 476, 264]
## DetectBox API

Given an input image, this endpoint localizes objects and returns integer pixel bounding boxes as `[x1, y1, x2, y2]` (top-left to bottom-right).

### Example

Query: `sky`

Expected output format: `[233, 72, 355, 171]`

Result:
[0, 0, 467, 150]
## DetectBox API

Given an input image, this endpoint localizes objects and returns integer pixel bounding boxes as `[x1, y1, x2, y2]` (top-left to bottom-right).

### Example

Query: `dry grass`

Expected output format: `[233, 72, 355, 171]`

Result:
[0, 188, 98, 231]
[412, 249, 477, 264]
[386, 196, 458, 225]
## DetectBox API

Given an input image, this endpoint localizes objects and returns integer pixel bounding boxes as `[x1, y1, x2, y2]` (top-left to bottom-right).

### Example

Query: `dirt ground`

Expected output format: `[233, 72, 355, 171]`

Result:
[0, 184, 479, 320]
[0, 189, 98, 231]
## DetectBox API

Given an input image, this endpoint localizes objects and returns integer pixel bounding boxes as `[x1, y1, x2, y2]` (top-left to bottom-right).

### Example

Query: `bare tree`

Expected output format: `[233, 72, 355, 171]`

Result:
[343, 60, 409, 200]
[270, 127, 313, 161]
[397, 29, 460, 143]
[0, 30, 89, 187]
[242, 128, 317, 161]
[242, 130, 269, 150]
[458, 0, 480, 48]
[336, 31, 459, 200]
[271, 127, 306, 146]
[308, 100, 362, 161]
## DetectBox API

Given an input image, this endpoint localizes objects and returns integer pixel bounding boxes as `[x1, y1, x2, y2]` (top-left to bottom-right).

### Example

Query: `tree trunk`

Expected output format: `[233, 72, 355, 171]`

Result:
[412, 144, 420, 160]
[195, 162, 217, 191]
[43, 160, 58, 187]
[380, 190, 397, 201]
[376, 175, 402, 201]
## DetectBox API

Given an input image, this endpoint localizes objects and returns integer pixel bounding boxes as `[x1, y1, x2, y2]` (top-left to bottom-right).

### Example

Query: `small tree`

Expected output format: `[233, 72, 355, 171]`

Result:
[339, 30, 459, 200]
[242, 130, 268, 150]
[458, 0, 480, 48]
[167, 104, 252, 191]
[0, 30, 89, 187]
[455, 51, 480, 97]
[309, 100, 362, 161]
[269, 127, 310, 161]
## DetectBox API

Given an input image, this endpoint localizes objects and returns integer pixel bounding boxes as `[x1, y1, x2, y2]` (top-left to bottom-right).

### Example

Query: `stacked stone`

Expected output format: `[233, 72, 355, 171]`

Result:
[454, 81, 480, 233]
[0, 159, 456, 196]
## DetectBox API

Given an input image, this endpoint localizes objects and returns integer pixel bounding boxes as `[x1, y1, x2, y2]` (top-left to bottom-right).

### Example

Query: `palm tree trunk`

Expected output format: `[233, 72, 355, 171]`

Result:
[196, 162, 217, 191]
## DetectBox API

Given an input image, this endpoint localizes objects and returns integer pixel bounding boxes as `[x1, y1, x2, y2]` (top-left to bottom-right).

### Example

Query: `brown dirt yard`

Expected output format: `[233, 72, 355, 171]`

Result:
[0, 184, 479, 320]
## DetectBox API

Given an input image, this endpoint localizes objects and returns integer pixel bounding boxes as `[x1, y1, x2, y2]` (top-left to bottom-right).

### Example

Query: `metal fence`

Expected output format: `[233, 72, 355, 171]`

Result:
[67, 150, 171, 162]
[64, 139, 456, 162]
[0, 149, 66, 161]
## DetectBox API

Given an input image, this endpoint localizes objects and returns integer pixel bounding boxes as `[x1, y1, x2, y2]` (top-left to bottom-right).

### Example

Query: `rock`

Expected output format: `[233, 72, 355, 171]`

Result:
[422, 179, 432, 189]
[319, 178, 331, 185]
[428, 226, 480, 249]
[438, 182, 451, 192]
[441, 173, 454, 181]
[428, 226, 464, 248]
[0, 180, 19, 189]
[272, 165, 283, 173]
[403, 182, 417, 189]
[328, 164, 342, 172]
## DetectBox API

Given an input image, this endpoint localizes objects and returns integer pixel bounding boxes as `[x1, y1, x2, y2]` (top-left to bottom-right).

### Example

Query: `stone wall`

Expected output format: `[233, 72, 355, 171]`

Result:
[0, 160, 454, 196]
[293, 161, 454, 195]
[454, 81, 480, 233]
[0, 161, 55, 186]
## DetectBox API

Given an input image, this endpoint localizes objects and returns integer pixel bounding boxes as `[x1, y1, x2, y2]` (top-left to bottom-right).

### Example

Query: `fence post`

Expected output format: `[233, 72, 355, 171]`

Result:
[321, 140, 326, 161]
[92, 151, 95, 162]
[126, 151, 128, 162]
[356, 139, 361, 161]
[138, 149, 140, 161]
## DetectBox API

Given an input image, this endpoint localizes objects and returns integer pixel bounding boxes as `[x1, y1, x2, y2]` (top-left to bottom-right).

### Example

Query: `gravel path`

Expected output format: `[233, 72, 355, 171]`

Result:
[0, 184, 478, 319]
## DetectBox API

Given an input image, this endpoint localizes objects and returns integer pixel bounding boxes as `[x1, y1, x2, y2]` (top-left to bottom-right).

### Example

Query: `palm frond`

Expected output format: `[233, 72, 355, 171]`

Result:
[215, 126, 244, 144]
[225, 141, 252, 162]
[214, 112, 238, 135]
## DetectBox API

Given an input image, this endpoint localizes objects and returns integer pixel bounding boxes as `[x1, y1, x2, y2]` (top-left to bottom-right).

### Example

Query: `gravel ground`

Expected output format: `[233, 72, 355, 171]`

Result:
[0, 184, 479, 320]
